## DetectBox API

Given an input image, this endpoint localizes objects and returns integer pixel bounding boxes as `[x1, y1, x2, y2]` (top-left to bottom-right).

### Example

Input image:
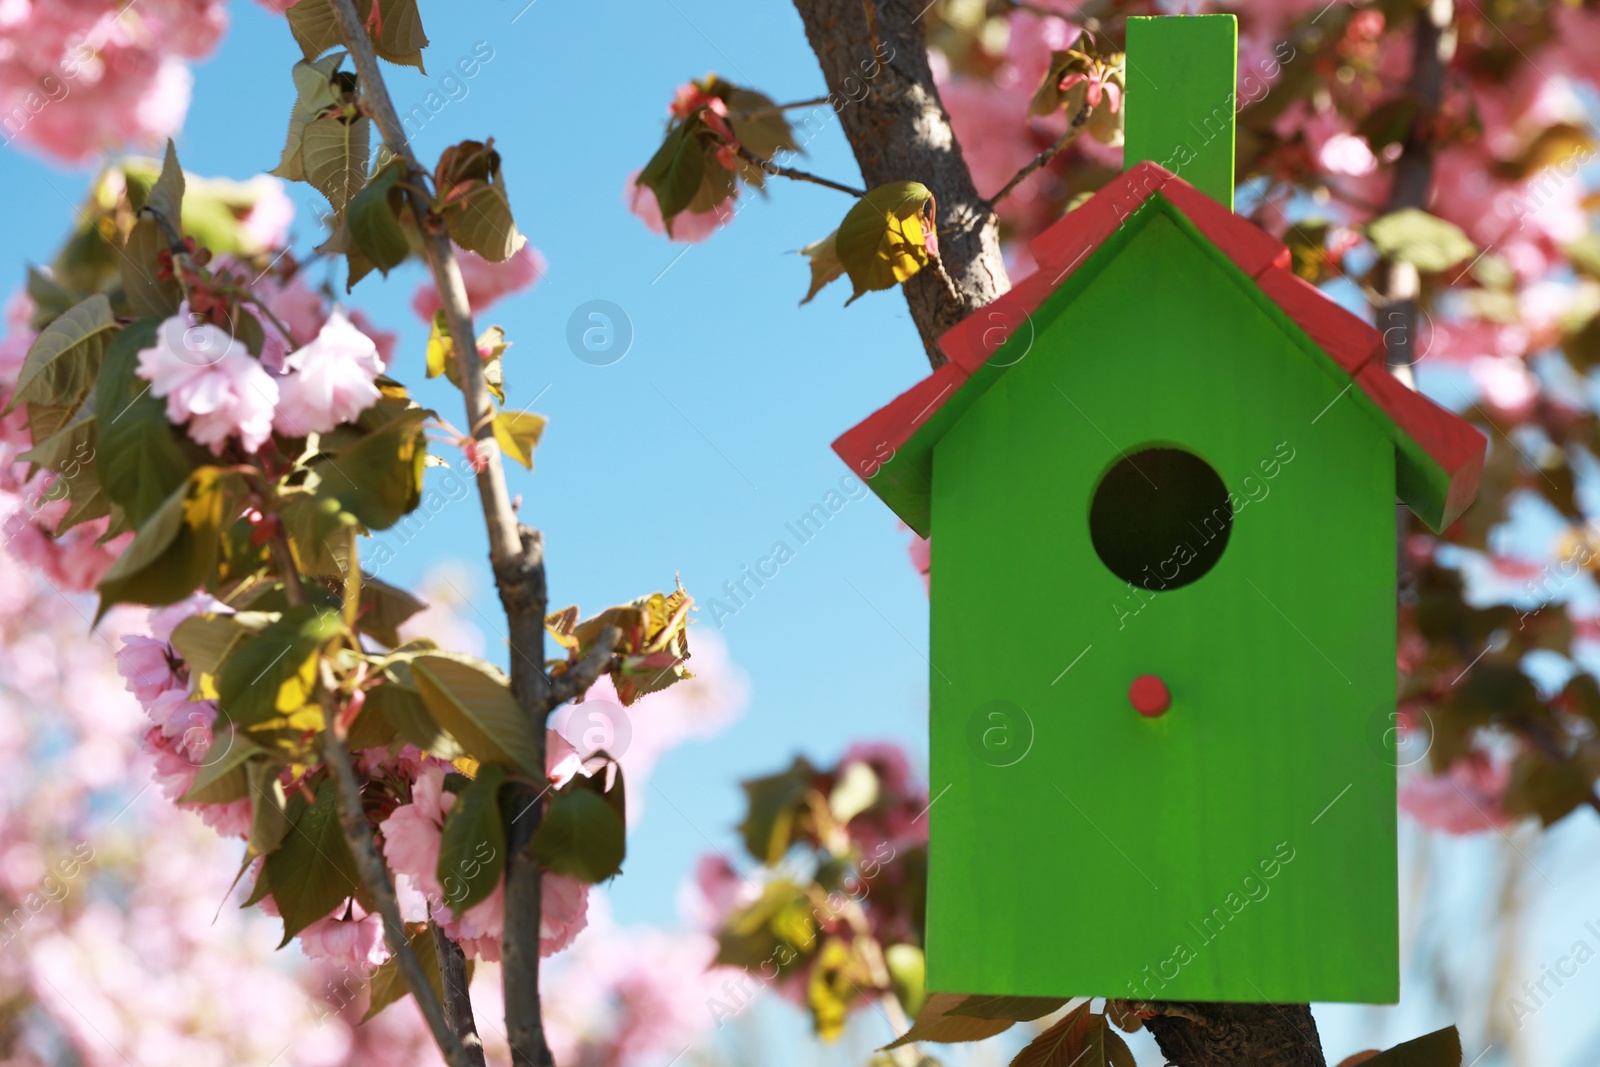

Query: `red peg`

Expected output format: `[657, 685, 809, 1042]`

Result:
[1129, 674, 1170, 717]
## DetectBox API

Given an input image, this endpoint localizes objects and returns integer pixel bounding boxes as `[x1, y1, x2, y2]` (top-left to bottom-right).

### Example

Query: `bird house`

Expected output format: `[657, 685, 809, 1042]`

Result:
[833, 14, 1484, 1004]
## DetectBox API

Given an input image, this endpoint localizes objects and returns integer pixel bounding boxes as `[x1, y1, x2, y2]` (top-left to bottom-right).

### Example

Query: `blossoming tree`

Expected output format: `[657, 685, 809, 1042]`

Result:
[7, 0, 1600, 1064]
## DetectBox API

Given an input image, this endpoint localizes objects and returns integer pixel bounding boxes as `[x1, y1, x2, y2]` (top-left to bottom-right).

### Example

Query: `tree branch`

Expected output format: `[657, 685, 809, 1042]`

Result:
[984, 104, 1090, 212]
[735, 146, 866, 196]
[1379, 0, 1454, 371]
[326, 5, 556, 1064]
[545, 626, 623, 708]
[792, 0, 1011, 367]
[431, 920, 488, 1067]
[1144, 1002, 1327, 1067]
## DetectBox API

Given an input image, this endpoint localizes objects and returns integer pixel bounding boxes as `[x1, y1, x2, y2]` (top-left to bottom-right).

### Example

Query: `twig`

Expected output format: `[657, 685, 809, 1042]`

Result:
[735, 146, 867, 197]
[325, 4, 557, 1065]
[431, 920, 488, 1067]
[1378, 0, 1453, 370]
[325, 0, 518, 566]
[146, 209, 195, 303]
[238, 292, 302, 351]
[726, 95, 831, 120]
[984, 103, 1090, 212]
[545, 626, 623, 708]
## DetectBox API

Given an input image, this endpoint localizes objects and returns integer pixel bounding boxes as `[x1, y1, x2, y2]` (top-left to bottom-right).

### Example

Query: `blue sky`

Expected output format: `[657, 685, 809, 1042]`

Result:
[1, 0, 937, 927]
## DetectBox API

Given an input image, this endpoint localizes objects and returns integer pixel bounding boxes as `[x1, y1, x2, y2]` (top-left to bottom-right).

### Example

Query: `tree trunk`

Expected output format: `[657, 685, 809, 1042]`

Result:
[792, 0, 1011, 366]
[1144, 1003, 1328, 1067]
[792, 5, 1331, 1065]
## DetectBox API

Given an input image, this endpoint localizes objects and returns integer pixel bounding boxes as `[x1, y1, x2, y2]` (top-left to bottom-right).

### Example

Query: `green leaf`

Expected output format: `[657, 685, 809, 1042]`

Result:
[7, 294, 116, 416]
[639, 120, 708, 234]
[25, 267, 79, 329]
[179, 733, 267, 804]
[265, 776, 359, 946]
[345, 695, 399, 749]
[302, 113, 371, 216]
[312, 407, 428, 530]
[18, 396, 105, 534]
[737, 756, 816, 865]
[370, 670, 468, 761]
[357, 576, 427, 647]
[410, 652, 543, 775]
[348, 158, 411, 276]
[493, 409, 547, 470]
[96, 467, 228, 619]
[288, 0, 428, 73]
[436, 764, 506, 911]
[215, 604, 343, 729]
[425, 310, 450, 380]
[121, 219, 182, 319]
[884, 944, 926, 1018]
[529, 770, 626, 883]
[144, 140, 185, 233]
[247, 761, 294, 857]
[882, 993, 1017, 1050]
[170, 610, 260, 680]
[722, 83, 799, 188]
[281, 493, 347, 578]
[426, 314, 505, 400]
[1367, 209, 1476, 273]
[274, 53, 349, 183]
[95, 318, 194, 528]
[373, 0, 429, 71]
[1358, 1026, 1462, 1067]
[798, 230, 845, 305]
[444, 177, 524, 263]
[836, 182, 937, 304]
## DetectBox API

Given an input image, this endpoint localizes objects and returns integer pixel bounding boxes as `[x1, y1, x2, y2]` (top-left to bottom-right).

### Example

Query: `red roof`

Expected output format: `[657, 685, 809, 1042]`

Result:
[833, 161, 1485, 536]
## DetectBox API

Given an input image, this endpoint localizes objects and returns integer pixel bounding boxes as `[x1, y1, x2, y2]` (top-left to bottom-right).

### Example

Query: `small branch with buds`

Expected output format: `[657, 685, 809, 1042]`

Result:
[735, 146, 867, 197]
[984, 103, 1091, 213]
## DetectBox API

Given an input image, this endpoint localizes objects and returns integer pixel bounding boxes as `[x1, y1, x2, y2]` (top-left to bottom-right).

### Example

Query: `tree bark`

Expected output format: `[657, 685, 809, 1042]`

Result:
[792, 0, 1011, 366]
[432, 921, 489, 1067]
[1144, 1003, 1327, 1067]
[1379, 0, 1454, 371]
[792, 6, 1331, 1066]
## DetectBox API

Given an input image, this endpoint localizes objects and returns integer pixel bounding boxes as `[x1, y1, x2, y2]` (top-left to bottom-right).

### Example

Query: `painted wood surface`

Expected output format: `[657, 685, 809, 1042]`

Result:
[925, 205, 1400, 1003]
[1124, 15, 1238, 208]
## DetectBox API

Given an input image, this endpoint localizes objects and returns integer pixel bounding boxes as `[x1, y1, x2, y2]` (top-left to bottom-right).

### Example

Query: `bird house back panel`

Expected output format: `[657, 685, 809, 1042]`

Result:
[925, 207, 1400, 1004]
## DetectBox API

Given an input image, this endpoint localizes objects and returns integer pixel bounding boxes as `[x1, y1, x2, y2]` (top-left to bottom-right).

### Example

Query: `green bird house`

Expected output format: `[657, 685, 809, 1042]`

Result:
[832, 14, 1484, 1005]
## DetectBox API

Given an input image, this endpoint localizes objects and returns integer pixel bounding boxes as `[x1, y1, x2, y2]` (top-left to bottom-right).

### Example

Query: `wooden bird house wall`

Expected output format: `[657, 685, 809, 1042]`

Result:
[927, 196, 1399, 1004]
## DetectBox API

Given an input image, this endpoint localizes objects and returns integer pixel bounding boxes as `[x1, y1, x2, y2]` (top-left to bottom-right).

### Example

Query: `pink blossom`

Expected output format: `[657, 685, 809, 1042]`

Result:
[624, 169, 735, 243]
[905, 526, 930, 593]
[411, 245, 546, 322]
[1399, 752, 1515, 833]
[540, 873, 590, 956]
[135, 309, 279, 454]
[274, 309, 385, 437]
[0, 0, 226, 164]
[299, 907, 388, 969]
[1469, 355, 1539, 416]
[4, 513, 130, 591]
[0, 288, 34, 391]
[116, 636, 179, 705]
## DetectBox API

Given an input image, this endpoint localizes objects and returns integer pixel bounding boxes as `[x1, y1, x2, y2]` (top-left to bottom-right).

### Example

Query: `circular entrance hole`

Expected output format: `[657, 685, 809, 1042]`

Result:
[1089, 447, 1231, 591]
